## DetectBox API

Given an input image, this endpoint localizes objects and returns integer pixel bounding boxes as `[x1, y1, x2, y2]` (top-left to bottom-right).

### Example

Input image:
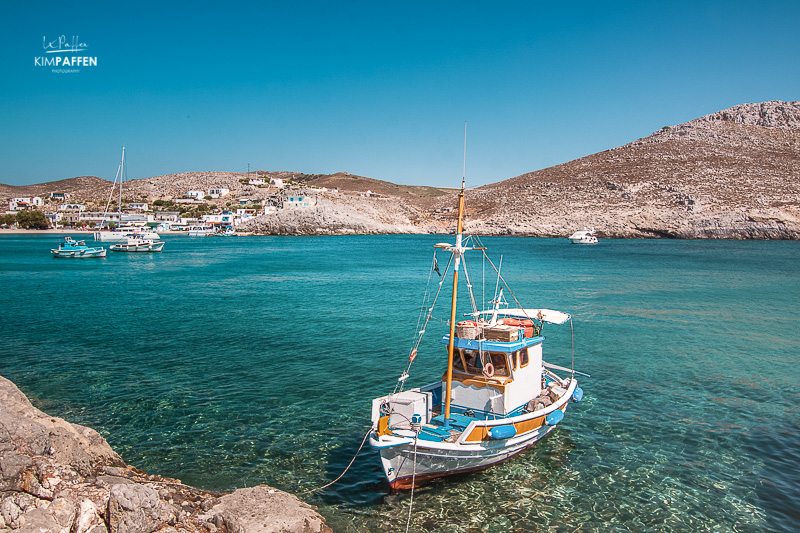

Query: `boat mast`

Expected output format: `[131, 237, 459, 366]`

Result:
[443, 125, 467, 426]
[118, 146, 125, 227]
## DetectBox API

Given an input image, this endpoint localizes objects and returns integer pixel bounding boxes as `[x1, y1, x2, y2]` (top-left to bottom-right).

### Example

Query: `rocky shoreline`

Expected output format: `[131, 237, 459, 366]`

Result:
[0, 375, 331, 533]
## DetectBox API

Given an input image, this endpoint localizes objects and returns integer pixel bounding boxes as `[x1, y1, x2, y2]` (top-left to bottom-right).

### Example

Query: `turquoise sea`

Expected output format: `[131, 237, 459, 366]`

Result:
[1, 234, 798, 532]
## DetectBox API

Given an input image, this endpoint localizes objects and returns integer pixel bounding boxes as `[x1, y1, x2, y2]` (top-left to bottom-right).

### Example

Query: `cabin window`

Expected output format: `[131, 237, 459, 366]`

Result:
[519, 348, 529, 368]
[487, 352, 510, 377]
[453, 349, 466, 371]
[463, 350, 483, 374]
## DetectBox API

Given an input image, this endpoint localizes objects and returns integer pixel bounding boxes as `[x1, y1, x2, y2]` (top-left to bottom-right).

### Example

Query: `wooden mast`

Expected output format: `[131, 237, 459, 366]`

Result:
[443, 125, 467, 426]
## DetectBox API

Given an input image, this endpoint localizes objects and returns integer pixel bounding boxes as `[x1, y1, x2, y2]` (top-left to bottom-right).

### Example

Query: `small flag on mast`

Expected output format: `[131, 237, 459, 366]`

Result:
[433, 253, 441, 276]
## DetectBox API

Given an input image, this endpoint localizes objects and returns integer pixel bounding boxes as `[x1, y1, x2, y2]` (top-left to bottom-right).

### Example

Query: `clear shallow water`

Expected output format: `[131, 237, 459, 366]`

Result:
[1, 234, 798, 532]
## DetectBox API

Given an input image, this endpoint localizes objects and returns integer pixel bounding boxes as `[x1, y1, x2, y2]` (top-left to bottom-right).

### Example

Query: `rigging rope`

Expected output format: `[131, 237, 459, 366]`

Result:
[571, 318, 575, 378]
[393, 250, 453, 395]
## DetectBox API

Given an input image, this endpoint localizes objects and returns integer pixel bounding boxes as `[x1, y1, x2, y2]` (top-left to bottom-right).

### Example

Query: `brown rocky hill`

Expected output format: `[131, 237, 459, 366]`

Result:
[0, 176, 113, 202]
[452, 100, 800, 238]
[3, 101, 799, 238]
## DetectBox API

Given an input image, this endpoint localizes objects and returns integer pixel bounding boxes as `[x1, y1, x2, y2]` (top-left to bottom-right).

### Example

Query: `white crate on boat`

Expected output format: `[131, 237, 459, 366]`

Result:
[371, 390, 432, 429]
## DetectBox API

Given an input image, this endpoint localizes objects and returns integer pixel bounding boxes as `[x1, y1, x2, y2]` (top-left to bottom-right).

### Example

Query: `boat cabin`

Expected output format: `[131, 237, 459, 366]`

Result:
[445, 326, 544, 418]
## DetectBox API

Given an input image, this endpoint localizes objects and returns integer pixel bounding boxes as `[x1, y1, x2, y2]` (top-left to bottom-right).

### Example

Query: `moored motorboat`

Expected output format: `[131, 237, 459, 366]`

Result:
[51, 237, 106, 258]
[369, 170, 586, 490]
[95, 227, 160, 242]
[187, 225, 215, 236]
[109, 237, 165, 253]
[568, 227, 598, 244]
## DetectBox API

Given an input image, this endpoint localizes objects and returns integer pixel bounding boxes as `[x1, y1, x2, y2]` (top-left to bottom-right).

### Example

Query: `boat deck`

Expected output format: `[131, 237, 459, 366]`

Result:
[409, 377, 573, 444]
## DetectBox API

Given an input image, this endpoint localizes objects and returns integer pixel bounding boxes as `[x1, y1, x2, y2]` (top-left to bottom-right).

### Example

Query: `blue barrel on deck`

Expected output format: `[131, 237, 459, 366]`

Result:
[545, 410, 564, 426]
[572, 387, 584, 402]
[488, 425, 517, 440]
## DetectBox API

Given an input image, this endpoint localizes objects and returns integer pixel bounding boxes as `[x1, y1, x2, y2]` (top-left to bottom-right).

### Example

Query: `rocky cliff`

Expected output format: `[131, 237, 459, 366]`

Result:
[453, 100, 800, 238]
[0, 375, 331, 533]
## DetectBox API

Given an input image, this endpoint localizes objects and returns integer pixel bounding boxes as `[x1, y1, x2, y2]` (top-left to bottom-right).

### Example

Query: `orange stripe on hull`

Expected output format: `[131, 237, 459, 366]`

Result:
[463, 398, 570, 443]
[464, 416, 546, 442]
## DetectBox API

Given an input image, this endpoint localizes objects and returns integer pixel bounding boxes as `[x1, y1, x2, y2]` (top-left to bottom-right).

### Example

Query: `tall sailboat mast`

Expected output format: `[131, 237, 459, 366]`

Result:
[118, 146, 125, 225]
[443, 125, 467, 426]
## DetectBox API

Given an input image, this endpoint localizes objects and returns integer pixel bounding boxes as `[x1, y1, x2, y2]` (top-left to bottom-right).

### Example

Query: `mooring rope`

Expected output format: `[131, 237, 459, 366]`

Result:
[405, 435, 419, 533]
[301, 426, 372, 495]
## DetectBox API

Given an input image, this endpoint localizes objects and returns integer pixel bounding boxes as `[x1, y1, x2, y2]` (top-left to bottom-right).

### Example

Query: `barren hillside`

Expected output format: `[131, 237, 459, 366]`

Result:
[447, 100, 800, 238]
[3, 101, 799, 238]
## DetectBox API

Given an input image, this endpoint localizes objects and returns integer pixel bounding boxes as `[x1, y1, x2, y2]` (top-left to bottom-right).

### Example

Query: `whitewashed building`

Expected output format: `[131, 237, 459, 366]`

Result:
[208, 187, 230, 198]
[282, 195, 316, 210]
[202, 212, 234, 227]
[9, 197, 43, 210]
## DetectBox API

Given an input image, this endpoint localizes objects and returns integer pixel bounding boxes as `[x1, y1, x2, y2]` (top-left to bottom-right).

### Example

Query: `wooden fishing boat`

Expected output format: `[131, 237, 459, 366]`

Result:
[369, 173, 585, 490]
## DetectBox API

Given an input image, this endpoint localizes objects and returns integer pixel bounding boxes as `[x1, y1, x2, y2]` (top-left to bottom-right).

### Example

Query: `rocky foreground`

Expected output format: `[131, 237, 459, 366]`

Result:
[0, 376, 331, 533]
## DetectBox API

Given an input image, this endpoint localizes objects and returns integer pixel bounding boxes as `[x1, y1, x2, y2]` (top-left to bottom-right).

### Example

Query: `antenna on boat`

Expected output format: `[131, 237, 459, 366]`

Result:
[461, 121, 467, 191]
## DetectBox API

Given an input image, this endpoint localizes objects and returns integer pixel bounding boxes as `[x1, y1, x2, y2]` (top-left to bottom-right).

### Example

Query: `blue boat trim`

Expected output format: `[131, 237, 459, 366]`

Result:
[430, 412, 479, 430]
[441, 335, 544, 353]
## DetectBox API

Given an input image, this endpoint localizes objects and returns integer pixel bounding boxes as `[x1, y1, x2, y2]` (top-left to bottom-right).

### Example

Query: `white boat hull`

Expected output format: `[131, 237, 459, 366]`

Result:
[371, 380, 577, 489]
[52, 248, 106, 258]
[109, 241, 164, 252]
[94, 230, 160, 242]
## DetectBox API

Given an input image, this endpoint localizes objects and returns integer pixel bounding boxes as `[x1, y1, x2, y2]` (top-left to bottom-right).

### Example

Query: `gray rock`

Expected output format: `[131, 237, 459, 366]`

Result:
[202, 486, 332, 533]
[0, 375, 331, 533]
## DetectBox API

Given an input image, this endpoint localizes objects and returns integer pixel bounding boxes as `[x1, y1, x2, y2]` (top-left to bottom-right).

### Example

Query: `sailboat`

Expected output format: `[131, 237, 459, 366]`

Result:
[368, 152, 585, 490]
[94, 146, 159, 242]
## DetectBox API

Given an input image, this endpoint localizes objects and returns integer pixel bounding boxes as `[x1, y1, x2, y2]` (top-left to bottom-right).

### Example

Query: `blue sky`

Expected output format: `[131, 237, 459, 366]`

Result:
[1, 1, 798, 187]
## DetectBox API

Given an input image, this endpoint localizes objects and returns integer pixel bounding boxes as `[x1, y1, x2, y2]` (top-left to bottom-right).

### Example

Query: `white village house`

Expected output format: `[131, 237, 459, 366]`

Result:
[208, 187, 230, 199]
[282, 195, 316, 210]
[9, 197, 43, 211]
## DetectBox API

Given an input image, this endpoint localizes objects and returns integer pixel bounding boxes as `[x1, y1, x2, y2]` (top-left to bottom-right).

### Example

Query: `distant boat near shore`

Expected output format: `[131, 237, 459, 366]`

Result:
[187, 225, 215, 236]
[109, 237, 165, 253]
[51, 237, 106, 258]
[568, 228, 598, 244]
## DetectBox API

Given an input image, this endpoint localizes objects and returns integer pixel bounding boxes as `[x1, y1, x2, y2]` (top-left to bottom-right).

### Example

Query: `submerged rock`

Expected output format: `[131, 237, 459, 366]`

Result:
[0, 375, 331, 533]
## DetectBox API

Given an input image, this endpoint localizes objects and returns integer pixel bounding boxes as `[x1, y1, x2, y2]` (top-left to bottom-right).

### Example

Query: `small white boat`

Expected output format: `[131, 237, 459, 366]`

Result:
[568, 227, 598, 244]
[51, 237, 106, 258]
[109, 237, 165, 253]
[187, 225, 215, 236]
[369, 176, 586, 490]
